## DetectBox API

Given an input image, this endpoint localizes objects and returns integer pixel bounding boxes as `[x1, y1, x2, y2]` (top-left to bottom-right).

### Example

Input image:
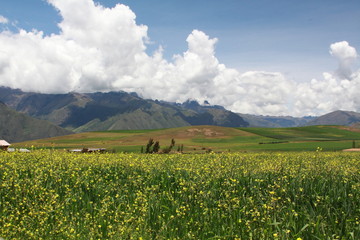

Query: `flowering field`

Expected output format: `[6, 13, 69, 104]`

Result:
[0, 151, 359, 239]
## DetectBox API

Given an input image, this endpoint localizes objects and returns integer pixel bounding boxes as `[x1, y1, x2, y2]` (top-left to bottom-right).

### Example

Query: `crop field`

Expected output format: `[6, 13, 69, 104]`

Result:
[0, 151, 359, 239]
[12, 125, 360, 152]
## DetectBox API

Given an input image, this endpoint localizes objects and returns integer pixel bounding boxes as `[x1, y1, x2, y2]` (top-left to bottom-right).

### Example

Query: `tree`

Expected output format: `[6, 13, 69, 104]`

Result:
[145, 138, 154, 153]
[153, 141, 160, 153]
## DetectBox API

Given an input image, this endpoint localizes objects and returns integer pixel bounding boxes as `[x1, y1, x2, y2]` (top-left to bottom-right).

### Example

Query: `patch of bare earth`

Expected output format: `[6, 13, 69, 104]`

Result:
[186, 128, 224, 137]
[337, 126, 360, 133]
[343, 148, 360, 152]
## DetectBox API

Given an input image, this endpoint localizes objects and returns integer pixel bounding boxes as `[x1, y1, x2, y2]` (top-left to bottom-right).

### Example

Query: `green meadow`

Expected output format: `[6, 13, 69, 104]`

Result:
[13, 125, 360, 152]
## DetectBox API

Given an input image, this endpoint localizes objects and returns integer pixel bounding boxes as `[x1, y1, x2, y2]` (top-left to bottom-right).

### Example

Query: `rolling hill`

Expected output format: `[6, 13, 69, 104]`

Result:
[13, 125, 360, 152]
[0, 102, 73, 143]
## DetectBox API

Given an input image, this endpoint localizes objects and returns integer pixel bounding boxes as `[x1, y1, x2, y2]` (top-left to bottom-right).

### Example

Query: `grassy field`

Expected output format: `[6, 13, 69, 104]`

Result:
[239, 126, 360, 141]
[0, 151, 359, 239]
[12, 125, 360, 152]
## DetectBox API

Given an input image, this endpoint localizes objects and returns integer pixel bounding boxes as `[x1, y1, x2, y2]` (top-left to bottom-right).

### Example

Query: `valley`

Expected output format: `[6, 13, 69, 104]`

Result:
[12, 125, 360, 153]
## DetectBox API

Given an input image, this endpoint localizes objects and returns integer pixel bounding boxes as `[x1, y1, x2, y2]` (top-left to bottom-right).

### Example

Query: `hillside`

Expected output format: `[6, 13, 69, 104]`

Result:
[0, 87, 249, 132]
[306, 110, 360, 126]
[0, 102, 73, 142]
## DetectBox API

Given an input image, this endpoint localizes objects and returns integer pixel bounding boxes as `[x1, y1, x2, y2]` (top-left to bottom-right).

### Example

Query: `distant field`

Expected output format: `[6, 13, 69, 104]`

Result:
[13, 125, 360, 152]
[239, 126, 360, 141]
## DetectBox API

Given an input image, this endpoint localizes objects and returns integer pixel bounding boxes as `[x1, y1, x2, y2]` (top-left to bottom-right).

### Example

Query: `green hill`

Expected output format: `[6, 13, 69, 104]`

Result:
[12, 125, 360, 152]
[238, 125, 360, 141]
[0, 102, 73, 143]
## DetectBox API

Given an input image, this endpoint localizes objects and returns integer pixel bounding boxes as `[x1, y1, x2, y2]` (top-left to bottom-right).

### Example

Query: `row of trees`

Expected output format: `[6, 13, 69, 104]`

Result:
[141, 138, 184, 154]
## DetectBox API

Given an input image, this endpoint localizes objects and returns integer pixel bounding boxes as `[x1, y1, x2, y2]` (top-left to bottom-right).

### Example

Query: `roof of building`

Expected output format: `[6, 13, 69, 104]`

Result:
[0, 140, 10, 146]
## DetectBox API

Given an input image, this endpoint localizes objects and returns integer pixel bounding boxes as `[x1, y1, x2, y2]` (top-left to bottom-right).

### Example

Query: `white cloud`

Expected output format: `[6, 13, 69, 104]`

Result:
[0, 0, 359, 117]
[330, 41, 358, 79]
[295, 76, 357, 116]
[0, 15, 8, 24]
[294, 45, 360, 116]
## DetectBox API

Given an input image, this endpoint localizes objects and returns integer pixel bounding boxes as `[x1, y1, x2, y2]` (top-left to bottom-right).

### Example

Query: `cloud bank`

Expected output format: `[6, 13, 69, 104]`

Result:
[0, 0, 359, 116]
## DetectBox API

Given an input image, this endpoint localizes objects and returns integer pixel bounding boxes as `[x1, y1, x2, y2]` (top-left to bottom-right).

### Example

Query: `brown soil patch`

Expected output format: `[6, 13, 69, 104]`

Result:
[343, 148, 360, 152]
[186, 128, 224, 137]
[337, 126, 360, 133]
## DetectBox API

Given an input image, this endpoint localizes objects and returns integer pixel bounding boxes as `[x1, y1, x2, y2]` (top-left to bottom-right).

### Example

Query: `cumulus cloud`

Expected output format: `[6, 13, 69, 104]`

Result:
[294, 42, 360, 116]
[0, 0, 359, 116]
[294, 71, 360, 115]
[330, 41, 358, 79]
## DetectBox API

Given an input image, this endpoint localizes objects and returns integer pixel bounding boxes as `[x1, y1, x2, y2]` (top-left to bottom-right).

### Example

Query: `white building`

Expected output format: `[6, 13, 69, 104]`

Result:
[0, 140, 10, 151]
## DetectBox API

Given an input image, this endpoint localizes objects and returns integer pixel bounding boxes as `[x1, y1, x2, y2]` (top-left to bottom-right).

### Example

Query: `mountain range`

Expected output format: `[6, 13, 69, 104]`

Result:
[1, 86, 360, 142]
[0, 87, 248, 141]
[238, 113, 315, 128]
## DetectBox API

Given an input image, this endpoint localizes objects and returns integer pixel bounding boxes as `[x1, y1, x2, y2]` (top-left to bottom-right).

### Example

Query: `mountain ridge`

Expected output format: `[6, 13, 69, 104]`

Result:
[238, 113, 315, 128]
[306, 110, 360, 126]
[0, 87, 249, 133]
[1, 87, 360, 133]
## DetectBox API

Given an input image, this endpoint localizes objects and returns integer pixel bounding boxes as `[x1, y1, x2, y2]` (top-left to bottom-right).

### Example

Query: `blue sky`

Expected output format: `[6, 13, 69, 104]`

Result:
[1, 0, 359, 81]
[0, 0, 359, 116]
[111, 0, 360, 81]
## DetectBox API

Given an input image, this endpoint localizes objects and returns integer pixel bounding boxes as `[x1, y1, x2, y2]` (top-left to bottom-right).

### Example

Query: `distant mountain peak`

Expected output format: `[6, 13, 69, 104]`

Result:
[203, 100, 210, 105]
[306, 110, 360, 126]
[183, 99, 201, 108]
